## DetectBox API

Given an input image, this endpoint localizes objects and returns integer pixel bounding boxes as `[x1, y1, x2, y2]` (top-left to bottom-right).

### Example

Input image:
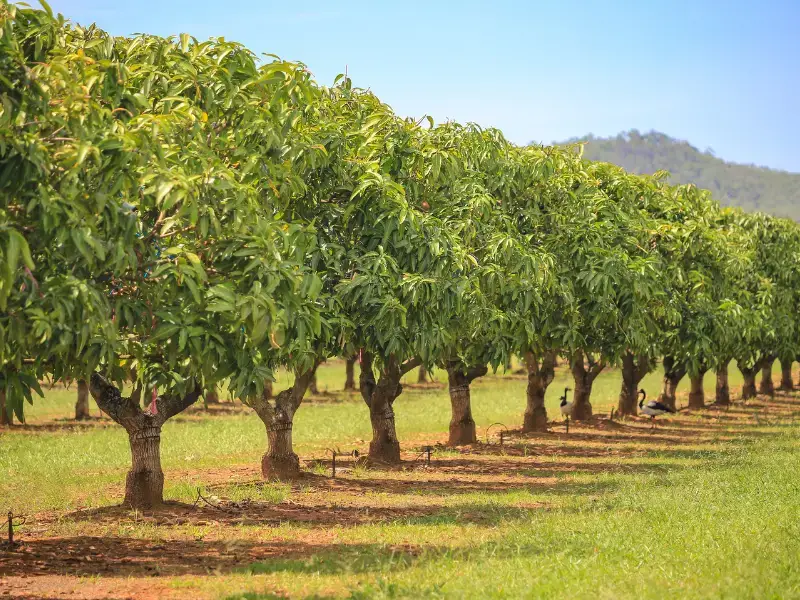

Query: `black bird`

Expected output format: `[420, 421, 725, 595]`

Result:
[559, 387, 573, 418]
[638, 389, 675, 430]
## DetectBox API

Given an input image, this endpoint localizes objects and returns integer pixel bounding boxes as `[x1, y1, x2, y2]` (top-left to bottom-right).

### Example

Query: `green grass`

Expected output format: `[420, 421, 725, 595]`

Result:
[1, 360, 798, 599]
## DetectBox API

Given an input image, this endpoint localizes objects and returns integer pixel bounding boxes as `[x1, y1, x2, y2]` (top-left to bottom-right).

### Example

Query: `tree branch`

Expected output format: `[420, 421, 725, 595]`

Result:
[399, 356, 422, 376]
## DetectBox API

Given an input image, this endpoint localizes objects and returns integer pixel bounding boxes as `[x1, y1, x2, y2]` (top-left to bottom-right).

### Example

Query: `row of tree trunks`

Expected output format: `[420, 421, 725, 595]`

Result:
[88, 373, 202, 509]
[569, 351, 606, 420]
[657, 356, 687, 410]
[250, 364, 319, 479]
[617, 352, 650, 416]
[523, 351, 556, 431]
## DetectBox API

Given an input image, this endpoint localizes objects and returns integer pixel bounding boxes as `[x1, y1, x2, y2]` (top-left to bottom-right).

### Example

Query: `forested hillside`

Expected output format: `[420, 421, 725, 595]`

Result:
[560, 130, 800, 220]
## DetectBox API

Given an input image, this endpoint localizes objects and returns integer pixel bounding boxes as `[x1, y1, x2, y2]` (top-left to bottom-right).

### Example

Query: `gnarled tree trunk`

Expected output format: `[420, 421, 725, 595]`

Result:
[570, 351, 605, 421]
[687, 369, 707, 409]
[618, 352, 650, 416]
[523, 350, 556, 432]
[75, 379, 91, 420]
[759, 357, 775, 396]
[344, 357, 356, 391]
[360, 353, 421, 463]
[0, 389, 9, 426]
[446, 361, 487, 445]
[251, 366, 318, 480]
[738, 363, 757, 400]
[779, 358, 794, 392]
[89, 373, 201, 509]
[715, 360, 731, 405]
[657, 356, 686, 411]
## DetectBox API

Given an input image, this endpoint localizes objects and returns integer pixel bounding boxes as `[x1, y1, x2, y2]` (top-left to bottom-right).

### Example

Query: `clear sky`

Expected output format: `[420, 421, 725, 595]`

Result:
[47, 0, 800, 172]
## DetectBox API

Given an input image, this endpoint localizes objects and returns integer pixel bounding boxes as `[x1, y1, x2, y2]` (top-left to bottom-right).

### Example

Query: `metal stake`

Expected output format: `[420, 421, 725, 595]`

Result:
[7, 511, 12, 545]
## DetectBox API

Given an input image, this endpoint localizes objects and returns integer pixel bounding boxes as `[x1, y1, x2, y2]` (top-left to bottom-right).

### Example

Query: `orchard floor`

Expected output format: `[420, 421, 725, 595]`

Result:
[2, 360, 800, 599]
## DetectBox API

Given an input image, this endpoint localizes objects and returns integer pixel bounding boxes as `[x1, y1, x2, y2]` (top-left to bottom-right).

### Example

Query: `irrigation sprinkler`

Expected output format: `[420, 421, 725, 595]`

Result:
[5, 510, 25, 546]
[486, 423, 509, 447]
[422, 445, 433, 465]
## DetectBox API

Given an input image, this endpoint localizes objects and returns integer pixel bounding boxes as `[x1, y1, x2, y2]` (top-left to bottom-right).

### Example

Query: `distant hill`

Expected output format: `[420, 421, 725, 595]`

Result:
[558, 130, 800, 220]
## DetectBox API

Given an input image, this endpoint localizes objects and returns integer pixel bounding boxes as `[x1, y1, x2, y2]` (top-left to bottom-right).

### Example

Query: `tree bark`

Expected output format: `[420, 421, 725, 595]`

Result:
[446, 361, 487, 445]
[344, 357, 356, 391]
[250, 365, 317, 479]
[309, 374, 319, 395]
[617, 353, 650, 416]
[0, 389, 9, 426]
[759, 357, 775, 396]
[715, 360, 731, 405]
[418, 365, 428, 384]
[75, 379, 91, 420]
[779, 358, 794, 392]
[570, 351, 605, 421]
[657, 356, 686, 410]
[687, 370, 707, 409]
[522, 351, 556, 432]
[360, 353, 420, 463]
[89, 373, 201, 509]
[739, 363, 757, 400]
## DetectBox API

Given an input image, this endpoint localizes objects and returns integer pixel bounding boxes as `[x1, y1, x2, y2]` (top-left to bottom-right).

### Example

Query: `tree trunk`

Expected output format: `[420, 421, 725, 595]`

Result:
[779, 358, 793, 391]
[657, 356, 686, 410]
[0, 389, 9, 426]
[360, 353, 421, 463]
[344, 357, 356, 391]
[446, 362, 487, 445]
[263, 379, 273, 400]
[125, 425, 165, 509]
[739, 364, 757, 400]
[89, 373, 201, 509]
[522, 351, 556, 432]
[759, 358, 775, 396]
[617, 353, 650, 416]
[715, 360, 731, 405]
[570, 351, 605, 421]
[251, 367, 318, 480]
[309, 374, 319, 395]
[687, 371, 706, 409]
[75, 379, 91, 420]
[418, 365, 428, 384]
[203, 384, 220, 408]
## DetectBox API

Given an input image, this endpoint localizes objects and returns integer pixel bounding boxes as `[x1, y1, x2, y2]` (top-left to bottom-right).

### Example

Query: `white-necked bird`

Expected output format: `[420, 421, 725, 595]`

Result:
[638, 389, 675, 430]
[559, 387, 573, 419]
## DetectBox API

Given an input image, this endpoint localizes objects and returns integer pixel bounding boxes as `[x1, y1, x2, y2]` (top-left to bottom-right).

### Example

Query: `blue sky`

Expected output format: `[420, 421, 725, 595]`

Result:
[48, 0, 800, 172]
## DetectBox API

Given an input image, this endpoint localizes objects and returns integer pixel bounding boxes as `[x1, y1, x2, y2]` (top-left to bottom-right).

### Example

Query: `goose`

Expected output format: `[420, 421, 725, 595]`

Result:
[559, 387, 573, 418]
[638, 389, 675, 429]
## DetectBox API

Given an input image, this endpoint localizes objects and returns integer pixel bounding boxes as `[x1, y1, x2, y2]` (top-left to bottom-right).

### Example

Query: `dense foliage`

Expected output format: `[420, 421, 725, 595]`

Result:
[2, 4, 799, 507]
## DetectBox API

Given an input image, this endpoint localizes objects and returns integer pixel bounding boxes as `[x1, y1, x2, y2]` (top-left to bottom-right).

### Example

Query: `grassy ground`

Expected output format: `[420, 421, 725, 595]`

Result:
[1, 360, 799, 599]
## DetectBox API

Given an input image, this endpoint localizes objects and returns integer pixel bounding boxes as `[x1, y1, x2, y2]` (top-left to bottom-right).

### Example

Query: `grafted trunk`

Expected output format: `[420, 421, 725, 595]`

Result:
[203, 384, 220, 408]
[251, 367, 318, 480]
[657, 356, 686, 411]
[446, 362, 487, 445]
[522, 351, 556, 432]
[570, 351, 605, 421]
[739, 364, 757, 400]
[75, 379, 90, 420]
[715, 360, 731, 405]
[125, 426, 164, 508]
[759, 357, 775, 396]
[344, 357, 356, 391]
[779, 358, 794, 391]
[618, 353, 650, 416]
[418, 365, 428, 384]
[0, 390, 9, 426]
[89, 373, 201, 509]
[687, 370, 707, 409]
[360, 353, 421, 463]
